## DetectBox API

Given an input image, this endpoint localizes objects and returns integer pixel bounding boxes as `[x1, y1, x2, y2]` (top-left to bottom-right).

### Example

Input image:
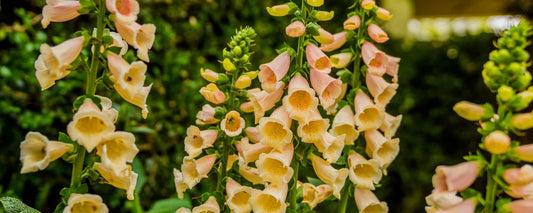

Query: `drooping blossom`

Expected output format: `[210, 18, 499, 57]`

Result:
[184, 125, 217, 158]
[314, 132, 345, 163]
[366, 73, 398, 108]
[236, 137, 272, 164]
[379, 112, 402, 139]
[347, 150, 382, 190]
[41, 0, 82, 29]
[196, 104, 220, 125]
[258, 52, 290, 92]
[320, 32, 348, 52]
[94, 163, 138, 200]
[249, 82, 285, 123]
[354, 188, 388, 213]
[309, 153, 349, 199]
[509, 199, 533, 213]
[200, 68, 220, 83]
[452, 101, 487, 121]
[282, 74, 319, 122]
[235, 75, 252, 89]
[63, 193, 108, 213]
[115, 19, 156, 62]
[361, 0, 376, 10]
[353, 90, 384, 131]
[266, 4, 290, 17]
[330, 52, 352, 69]
[376, 7, 392, 21]
[514, 144, 533, 162]
[67, 99, 116, 152]
[96, 131, 139, 175]
[106, 0, 140, 22]
[250, 183, 288, 213]
[306, 43, 331, 73]
[297, 110, 330, 143]
[361, 41, 389, 76]
[432, 161, 480, 193]
[330, 105, 359, 145]
[425, 191, 463, 213]
[256, 144, 294, 184]
[199, 83, 226, 105]
[364, 129, 399, 174]
[20, 132, 73, 174]
[344, 15, 361, 30]
[301, 182, 332, 209]
[192, 196, 220, 213]
[257, 107, 293, 152]
[238, 157, 265, 185]
[504, 165, 533, 198]
[285, 21, 306, 37]
[310, 68, 343, 109]
[484, 130, 511, 154]
[226, 178, 256, 213]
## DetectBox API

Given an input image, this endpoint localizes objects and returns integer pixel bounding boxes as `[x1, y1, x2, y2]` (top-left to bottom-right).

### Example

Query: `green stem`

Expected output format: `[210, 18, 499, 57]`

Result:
[484, 155, 498, 213]
[70, 145, 86, 191]
[351, 6, 366, 88]
[289, 153, 300, 209]
[296, 1, 307, 74]
[339, 183, 352, 213]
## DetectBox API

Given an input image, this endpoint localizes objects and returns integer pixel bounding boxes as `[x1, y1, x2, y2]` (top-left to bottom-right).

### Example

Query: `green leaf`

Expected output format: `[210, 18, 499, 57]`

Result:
[146, 197, 192, 213]
[132, 158, 146, 193]
[0, 197, 40, 213]
[58, 132, 75, 144]
[131, 126, 156, 134]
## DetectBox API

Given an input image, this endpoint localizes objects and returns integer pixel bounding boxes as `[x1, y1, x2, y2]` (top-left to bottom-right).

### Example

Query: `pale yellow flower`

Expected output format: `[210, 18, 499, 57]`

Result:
[250, 183, 288, 213]
[221, 111, 245, 137]
[354, 188, 388, 213]
[226, 178, 257, 213]
[184, 125, 218, 158]
[354, 90, 384, 131]
[309, 153, 349, 199]
[175, 207, 191, 213]
[330, 105, 359, 145]
[511, 112, 533, 130]
[301, 183, 332, 209]
[366, 73, 398, 108]
[347, 150, 382, 190]
[236, 137, 272, 164]
[379, 112, 402, 139]
[364, 129, 399, 174]
[297, 110, 329, 143]
[115, 19, 156, 62]
[192, 196, 220, 213]
[344, 15, 361, 30]
[41, 0, 81, 29]
[282, 74, 319, 122]
[514, 144, 533, 162]
[96, 131, 139, 175]
[181, 155, 217, 189]
[320, 32, 348, 52]
[249, 82, 285, 123]
[306, 0, 324, 7]
[173, 168, 188, 199]
[452, 101, 487, 121]
[425, 190, 463, 213]
[314, 132, 344, 163]
[376, 7, 392, 21]
[257, 107, 293, 152]
[63, 193, 108, 213]
[67, 99, 115, 152]
[238, 157, 265, 185]
[330, 53, 352, 69]
[235, 75, 252, 89]
[266, 4, 290, 17]
[94, 163, 138, 200]
[315, 11, 334, 21]
[256, 144, 294, 184]
[20, 132, 73, 174]
[95, 95, 119, 123]
[313, 28, 334, 45]
[200, 68, 220, 83]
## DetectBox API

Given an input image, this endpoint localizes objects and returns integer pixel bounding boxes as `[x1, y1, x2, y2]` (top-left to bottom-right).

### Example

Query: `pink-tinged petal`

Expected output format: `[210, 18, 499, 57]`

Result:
[200, 83, 226, 105]
[184, 125, 218, 158]
[36, 36, 84, 90]
[258, 107, 293, 151]
[196, 104, 220, 125]
[286, 21, 306, 37]
[236, 137, 272, 164]
[386, 55, 400, 83]
[309, 153, 349, 199]
[354, 188, 388, 213]
[504, 165, 533, 186]
[64, 193, 108, 213]
[282, 74, 319, 123]
[330, 105, 359, 145]
[239, 101, 254, 113]
[366, 73, 398, 108]
[440, 199, 476, 213]
[354, 90, 385, 131]
[509, 199, 533, 213]
[320, 32, 348, 52]
[238, 157, 265, 185]
[96, 131, 138, 175]
[361, 0, 376, 10]
[115, 19, 155, 62]
[310, 68, 343, 109]
[362, 42, 389, 76]
[192, 196, 220, 213]
[330, 52, 352, 69]
[506, 182, 533, 198]
[344, 15, 360, 30]
[364, 129, 399, 174]
[425, 190, 463, 211]
[515, 144, 533, 162]
[380, 112, 402, 139]
[314, 132, 345, 163]
[301, 183, 332, 209]
[258, 52, 290, 92]
[368, 23, 389, 43]
[347, 150, 382, 190]
[41, 0, 81, 29]
[106, 0, 140, 22]
[511, 112, 533, 130]
[376, 7, 392, 21]
[313, 28, 334, 45]
[323, 83, 348, 115]
[226, 178, 255, 213]
[249, 82, 285, 123]
[245, 127, 260, 143]
[306, 43, 331, 73]
[256, 144, 294, 184]
[250, 183, 288, 213]
[200, 68, 220, 83]
[432, 161, 480, 192]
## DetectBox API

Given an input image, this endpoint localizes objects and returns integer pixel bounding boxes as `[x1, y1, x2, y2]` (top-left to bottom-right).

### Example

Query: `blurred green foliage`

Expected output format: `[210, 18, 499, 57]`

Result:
[1, 0, 530, 212]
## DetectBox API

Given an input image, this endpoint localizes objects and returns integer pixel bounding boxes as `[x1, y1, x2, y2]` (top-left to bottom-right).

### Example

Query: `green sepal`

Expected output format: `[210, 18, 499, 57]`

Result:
[77, 0, 95, 14]
[480, 103, 495, 121]
[214, 106, 227, 119]
[336, 68, 353, 83]
[216, 73, 229, 84]
[305, 22, 320, 36]
[460, 188, 484, 205]
[287, 2, 299, 14]
[495, 198, 512, 213]
[73, 95, 102, 112]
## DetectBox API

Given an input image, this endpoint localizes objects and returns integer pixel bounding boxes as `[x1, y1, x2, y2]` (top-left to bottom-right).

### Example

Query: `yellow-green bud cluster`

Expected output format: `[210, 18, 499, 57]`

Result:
[222, 26, 257, 71]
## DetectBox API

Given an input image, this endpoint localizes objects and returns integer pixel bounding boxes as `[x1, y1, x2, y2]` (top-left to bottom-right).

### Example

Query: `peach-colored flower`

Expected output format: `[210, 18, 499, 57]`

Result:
[354, 188, 388, 212]
[226, 178, 256, 213]
[297, 110, 329, 143]
[20, 132, 73, 174]
[63, 193, 108, 213]
[314, 132, 345, 163]
[184, 125, 217, 158]
[285, 21, 306, 37]
[301, 183, 332, 209]
[256, 144, 294, 184]
[361, 41, 389, 76]
[192, 196, 220, 213]
[182, 155, 216, 188]
[306, 43, 331, 73]
[347, 150, 382, 190]
[257, 107, 293, 152]
[94, 163, 138, 200]
[239, 102, 254, 113]
[515, 144, 533, 162]
[504, 165, 533, 198]
[315, 11, 334, 21]
[41, 0, 81, 29]
[309, 153, 349, 199]
[365, 129, 399, 174]
[506, 183, 533, 199]
[35, 36, 84, 90]
[306, 0, 323, 7]
[453, 101, 487, 121]
[366, 73, 398, 108]
[96, 131, 138, 175]
[245, 127, 260, 143]
[324, 83, 348, 115]
[236, 137, 272, 164]
[368, 23, 389, 43]
[376, 7, 392, 21]
[509, 199, 533, 213]
[282, 74, 319, 122]
[320, 32, 348, 52]
[484, 130, 510, 154]
[386, 55, 400, 83]
[173, 168, 188, 199]
[310, 68, 343, 109]
[199, 83, 226, 105]
[96, 95, 119, 123]
[313, 28, 334, 45]
[196, 104, 220, 125]
[361, 0, 376, 10]
[432, 161, 480, 193]
[425, 190, 463, 212]
[266, 4, 290, 17]
[221, 111, 245, 137]
[330, 105, 359, 145]
[353, 90, 384, 131]
[440, 199, 476, 213]
[107, 52, 152, 118]
[200, 68, 220, 83]
[258, 52, 290, 93]
[67, 99, 116, 152]
[344, 15, 361, 30]
[115, 19, 156, 62]
[250, 183, 288, 213]
[238, 157, 265, 185]
[235, 75, 252, 89]
[380, 112, 402, 139]
[330, 53, 352, 69]
[511, 112, 533, 130]
[249, 82, 285, 123]
[106, 0, 140, 22]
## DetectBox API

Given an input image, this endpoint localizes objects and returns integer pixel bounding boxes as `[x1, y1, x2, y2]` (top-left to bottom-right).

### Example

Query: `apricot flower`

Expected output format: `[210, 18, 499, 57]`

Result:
[347, 150, 382, 190]
[314, 132, 345, 163]
[313, 28, 334, 45]
[306, 43, 331, 73]
[330, 106, 359, 145]
[249, 82, 285, 123]
[344, 15, 361, 30]
[67, 99, 115, 152]
[514, 144, 533, 162]
[376, 7, 392, 21]
[354, 90, 385, 131]
[200, 68, 220, 83]
[63, 193, 108, 213]
[221, 111, 245, 137]
[181, 155, 216, 189]
[238, 157, 265, 185]
[41, 0, 81, 29]
[257, 107, 293, 152]
[106, 0, 140, 22]
[196, 104, 220, 125]
[361, 41, 389, 76]
[96, 131, 139, 175]
[192, 196, 220, 213]
[184, 125, 217, 158]
[301, 183, 332, 209]
[94, 163, 138, 200]
[297, 110, 330, 143]
[115, 19, 156, 62]
[380, 112, 402, 139]
[236, 137, 272, 164]
[226, 178, 256, 213]
[309, 153, 349, 199]
[310, 68, 343, 109]
[282, 74, 319, 122]
[509, 199, 533, 213]
[365, 129, 399, 174]
[432, 161, 480, 193]
[286, 21, 306, 37]
[366, 73, 398, 108]
[320, 32, 348, 52]
[250, 183, 288, 213]
[258, 52, 290, 93]
[199, 83, 226, 105]
[354, 188, 388, 213]
[256, 144, 294, 184]
[20, 132, 73, 174]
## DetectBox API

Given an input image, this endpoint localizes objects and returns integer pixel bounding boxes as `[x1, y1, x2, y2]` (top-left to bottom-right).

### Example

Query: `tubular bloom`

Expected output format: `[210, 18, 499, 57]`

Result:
[354, 90, 384, 131]
[320, 32, 348, 52]
[196, 104, 220, 125]
[266, 4, 290, 17]
[192, 196, 220, 213]
[307, 43, 331, 73]
[347, 150, 382, 190]
[41, 0, 82, 29]
[361, 41, 389, 76]
[380, 112, 402, 139]
[20, 132, 73, 174]
[313, 28, 334, 45]
[309, 153, 349, 199]
[94, 163, 138, 200]
[432, 161, 480, 193]
[256, 144, 294, 184]
[96, 131, 139, 175]
[67, 99, 116, 152]
[366, 73, 398, 108]
[199, 83, 226, 105]
[297, 110, 330, 143]
[236, 137, 272, 164]
[503, 165, 533, 198]
[301, 183, 332, 209]
[258, 52, 290, 92]
[200, 68, 220, 83]
[330, 52, 352, 69]
[314, 132, 345, 163]
[310, 68, 343, 109]
[330, 105, 359, 145]
[106, 0, 140, 22]
[184, 125, 217, 158]
[286, 21, 306, 37]
[238, 157, 265, 185]
[257, 107, 293, 152]
[249, 82, 285, 123]
[63, 193, 108, 213]
[354, 188, 388, 213]
[344, 15, 361, 30]
[484, 130, 511, 154]
[282, 74, 319, 122]
[514, 144, 533, 162]
[250, 183, 288, 213]
[226, 178, 256, 213]
[115, 19, 156, 62]
[315, 11, 334, 21]
[364, 129, 399, 173]
[221, 111, 245, 137]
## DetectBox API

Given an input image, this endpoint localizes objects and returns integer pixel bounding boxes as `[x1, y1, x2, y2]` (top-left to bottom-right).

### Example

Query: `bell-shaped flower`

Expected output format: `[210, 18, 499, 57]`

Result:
[452, 101, 487, 121]
[282, 74, 319, 122]
[221, 111, 245, 137]
[250, 183, 288, 213]
[180, 154, 217, 189]
[310, 68, 343, 109]
[35, 36, 84, 90]
[425, 190, 463, 212]
[106, 0, 139, 22]
[506, 183, 533, 199]
[96, 131, 138, 175]
[257, 107, 293, 152]
[314, 132, 345, 163]
[238, 157, 265, 185]
[324, 83, 348, 115]
[361, 41, 389, 76]
[313, 28, 334, 45]
[200, 68, 220, 83]
[330, 105, 359, 145]
[184, 125, 217, 158]
[514, 144, 533, 162]
[347, 150, 382, 190]
[192, 196, 220, 213]
[511, 112, 533, 130]
[63, 193, 108, 213]
[297, 110, 329, 143]
[306, 0, 323, 7]
[439, 199, 476, 213]
[67, 99, 116, 152]
[258, 52, 290, 93]
[344, 15, 361, 30]
[484, 130, 510, 154]
[361, 0, 376, 10]
[386, 55, 400, 83]
[504, 165, 533, 198]
[245, 127, 260, 143]
[379, 112, 402, 139]
[236, 137, 272, 164]
[315, 11, 334, 21]
[200, 83, 226, 105]
[376, 7, 392, 21]
[20, 132, 73, 174]
[320, 32, 348, 52]
[366, 73, 398, 108]
[330, 53, 352, 69]
[41, 0, 81, 29]
[508, 199, 533, 213]
[235, 75, 252, 89]
[301, 183, 332, 209]
[107, 52, 152, 118]
[354, 90, 385, 131]
[249, 82, 285, 123]
[266, 4, 290, 17]
[256, 144, 294, 184]
[432, 161, 480, 193]
[115, 19, 156, 62]
[354, 188, 388, 213]
[94, 163, 138, 200]
[306, 43, 331, 73]
[286, 21, 306, 37]
[174, 168, 188, 199]
[196, 104, 220, 125]
[226, 178, 256, 213]
[309, 153, 349, 199]
[365, 129, 399, 174]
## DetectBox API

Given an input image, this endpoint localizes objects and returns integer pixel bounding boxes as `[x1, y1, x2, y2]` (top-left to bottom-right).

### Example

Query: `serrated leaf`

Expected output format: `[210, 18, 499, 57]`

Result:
[0, 197, 40, 213]
[146, 197, 192, 213]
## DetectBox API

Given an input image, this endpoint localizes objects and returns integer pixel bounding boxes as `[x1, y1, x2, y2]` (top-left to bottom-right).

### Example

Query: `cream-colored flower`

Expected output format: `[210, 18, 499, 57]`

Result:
[41, 0, 81, 29]
[226, 178, 257, 213]
[379, 112, 402, 139]
[330, 105, 359, 145]
[20, 132, 73, 174]
[106, 0, 140, 22]
[330, 52, 352, 69]
[221, 111, 245, 137]
[315, 10, 334, 21]
[354, 90, 384, 131]
[95, 95, 119, 123]
[181, 154, 217, 189]
[35, 36, 84, 90]
[364, 129, 399, 174]
[258, 52, 290, 93]
[250, 183, 288, 213]
[376, 7, 392, 21]
[354, 188, 388, 213]
[238, 157, 265, 185]
[245, 127, 260, 143]
[107, 52, 152, 119]
[184, 125, 218, 158]
[67, 99, 115, 152]
[174, 168, 188, 199]
[314, 132, 345, 163]
[249, 82, 285, 123]
[514, 144, 533, 162]
[309, 153, 349, 199]
[282, 74, 319, 122]
[96, 131, 138, 175]
[192, 196, 220, 213]
[425, 190, 463, 213]
[236, 137, 272, 164]
[63, 193, 108, 213]
[94, 163, 138, 200]
[115, 19, 156, 62]
[257, 107, 293, 152]
[235, 75, 252, 89]
[200, 68, 220, 83]
[301, 183, 332, 209]
[323, 83, 348, 115]
[256, 144, 294, 184]
[196, 104, 220, 125]
[297, 110, 330, 143]
[366, 73, 398, 108]
[306, 0, 324, 7]
[452, 101, 487, 121]
[347, 150, 382, 190]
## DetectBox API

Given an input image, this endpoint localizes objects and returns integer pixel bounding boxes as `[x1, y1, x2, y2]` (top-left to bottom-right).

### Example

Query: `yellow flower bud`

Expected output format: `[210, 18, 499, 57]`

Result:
[376, 7, 392, 21]
[266, 4, 290, 17]
[200, 68, 219, 83]
[511, 112, 533, 130]
[315, 11, 334, 21]
[235, 75, 252, 89]
[306, 0, 324, 7]
[497, 85, 515, 102]
[222, 58, 236, 72]
[453, 101, 486, 121]
[484, 130, 510, 154]
[243, 70, 259, 80]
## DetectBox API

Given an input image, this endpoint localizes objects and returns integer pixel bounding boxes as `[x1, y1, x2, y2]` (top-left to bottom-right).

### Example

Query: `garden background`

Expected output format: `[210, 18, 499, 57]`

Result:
[0, 0, 532, 212]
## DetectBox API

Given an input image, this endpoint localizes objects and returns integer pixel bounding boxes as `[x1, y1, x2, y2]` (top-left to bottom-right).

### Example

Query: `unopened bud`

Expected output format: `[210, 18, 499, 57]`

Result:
[266, 4, 290, 17]
[222, 58, 236, 72]
[484, 130, 511, 154]
[489, 49, 512, 65]
[343, 15, 361, 30]
[200, 68, 220, 83]
[306, 0, 324, 7]
[510, 112, 533, 130]
[361, 0, 376, 10]
[376, 7, 392, 21]
[315, 11, 334, 21]
[286, 21, 306, 37]
[497, 85, 515, 102]
[513, 90, 533, 111]
[243, 71, 259, 80]
[453, 101, 487, 121]
[239, 102, 254, 113]
[512, 72, 532, 91]
[507, 62, 525, 76]
[233, 46, 242, 58]
[235, 75, 252, 89]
